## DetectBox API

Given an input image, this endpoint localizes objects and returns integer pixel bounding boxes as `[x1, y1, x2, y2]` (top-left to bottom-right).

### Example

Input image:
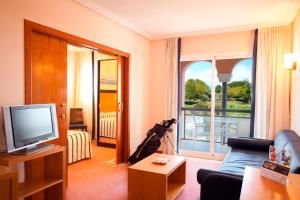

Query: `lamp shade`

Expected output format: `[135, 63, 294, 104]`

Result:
[284, 53, 297, 70]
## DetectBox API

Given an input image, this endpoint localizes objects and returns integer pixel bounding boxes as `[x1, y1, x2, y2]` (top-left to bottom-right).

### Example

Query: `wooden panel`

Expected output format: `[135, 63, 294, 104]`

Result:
[31, 31, 61, 103]
[116, 56, 125, 163]
[0, 146, 66, 166]
[240, 167, 300, 200]
[0, 166, 18, 200]
[0, 146, 66, 200]
[128, 170, 166, 200]
[26, 31, 67, 146]
[167, 162, 186, 200]
[123, 56, 130, 162]
[129, 153, 186, 175]
[44, 149, 66, 199]
[25, 158, 45, 200]
[19, 178, 62, 199]
[45, 182, 63, 200]
[24, 20, 129, 57]
[99, 92, 117, 112]
[128, 154, 186, 200]
[58, 40, 68, 146]
[0, 179, 11, 200]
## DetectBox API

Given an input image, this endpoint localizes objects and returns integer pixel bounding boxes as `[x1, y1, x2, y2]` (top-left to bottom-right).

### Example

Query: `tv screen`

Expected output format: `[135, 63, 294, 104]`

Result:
[2, 104, 59, 153]
[11, 107, 54, 148]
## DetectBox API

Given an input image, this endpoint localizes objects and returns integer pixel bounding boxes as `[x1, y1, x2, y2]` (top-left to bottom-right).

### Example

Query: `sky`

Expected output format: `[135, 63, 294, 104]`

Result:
[184, 58, 252, 87]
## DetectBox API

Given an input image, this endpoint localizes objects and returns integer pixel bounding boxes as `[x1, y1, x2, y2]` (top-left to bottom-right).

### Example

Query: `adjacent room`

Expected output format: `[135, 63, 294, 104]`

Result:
[0, 0, 300, 200]
[67, 44, 118, 165]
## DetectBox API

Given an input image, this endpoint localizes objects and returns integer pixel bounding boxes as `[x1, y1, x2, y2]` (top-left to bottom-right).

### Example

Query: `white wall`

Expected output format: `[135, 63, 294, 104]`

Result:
[291, 11, 300, 135]
[181, 30, 254, 60]
[0, 0, 152, 153]
[150, 39, 168, 123]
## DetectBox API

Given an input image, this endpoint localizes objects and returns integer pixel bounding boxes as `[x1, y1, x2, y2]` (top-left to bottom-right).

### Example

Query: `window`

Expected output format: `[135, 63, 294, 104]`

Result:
[178, 58, 254, 156]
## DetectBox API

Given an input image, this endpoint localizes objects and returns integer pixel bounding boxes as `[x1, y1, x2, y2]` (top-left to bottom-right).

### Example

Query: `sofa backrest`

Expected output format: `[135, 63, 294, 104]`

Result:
[274, 129, 300, 173]
[274, 130, 300, 149]
[284, 141, 300, 173]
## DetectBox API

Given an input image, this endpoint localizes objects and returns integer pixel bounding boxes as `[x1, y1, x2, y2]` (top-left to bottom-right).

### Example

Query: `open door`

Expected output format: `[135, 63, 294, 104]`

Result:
[25, 30, 67, 146]
[116, 56, 130, 163]
[116, 56, 125, 163]
[25, 20, 130, 165]
[96, 58, 118, 149]
[24, 22, 68, 193]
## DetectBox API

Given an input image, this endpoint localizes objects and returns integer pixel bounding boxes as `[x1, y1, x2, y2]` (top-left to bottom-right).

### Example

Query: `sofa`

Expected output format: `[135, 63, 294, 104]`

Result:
[197, 129, 300, 200]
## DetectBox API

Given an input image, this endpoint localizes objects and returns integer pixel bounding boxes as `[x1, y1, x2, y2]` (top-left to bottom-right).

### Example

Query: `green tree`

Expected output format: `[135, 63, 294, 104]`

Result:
[227, 80, 251, 103]
[185, 79, 210, 102]
[215, 85, 221, 93]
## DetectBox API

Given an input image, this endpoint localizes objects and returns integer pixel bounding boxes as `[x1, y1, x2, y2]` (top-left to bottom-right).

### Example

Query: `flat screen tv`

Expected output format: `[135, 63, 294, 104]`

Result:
[2, 104, 59, 154]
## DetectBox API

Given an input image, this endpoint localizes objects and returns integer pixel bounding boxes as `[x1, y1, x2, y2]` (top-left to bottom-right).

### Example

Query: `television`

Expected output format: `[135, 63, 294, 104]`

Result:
[2, 104, 59, 154]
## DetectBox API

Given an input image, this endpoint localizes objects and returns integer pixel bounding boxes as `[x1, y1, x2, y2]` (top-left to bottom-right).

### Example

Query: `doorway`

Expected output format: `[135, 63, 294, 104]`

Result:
[67, 44, 120, 162]
[178, 57, 254, 159]
[24, 20, 130, 163]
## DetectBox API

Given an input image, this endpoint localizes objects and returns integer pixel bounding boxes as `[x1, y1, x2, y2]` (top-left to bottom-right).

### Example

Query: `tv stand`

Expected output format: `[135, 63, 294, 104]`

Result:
[0, 145, 66, 200]
[13, 143, 55, 155]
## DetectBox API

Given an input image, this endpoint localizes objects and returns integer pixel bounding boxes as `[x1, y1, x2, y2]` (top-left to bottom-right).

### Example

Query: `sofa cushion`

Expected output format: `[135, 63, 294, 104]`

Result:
[274, 130, 300, 150]
[219, 149, 268, 175]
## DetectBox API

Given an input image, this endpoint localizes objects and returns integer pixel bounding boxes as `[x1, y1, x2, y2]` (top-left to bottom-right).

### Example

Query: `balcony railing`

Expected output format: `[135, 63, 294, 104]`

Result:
[181, 107, 251, 145]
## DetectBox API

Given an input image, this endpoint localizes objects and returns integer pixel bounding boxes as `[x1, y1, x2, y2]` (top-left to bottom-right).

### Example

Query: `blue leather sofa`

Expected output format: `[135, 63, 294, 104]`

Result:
[197, 129, 300, 200]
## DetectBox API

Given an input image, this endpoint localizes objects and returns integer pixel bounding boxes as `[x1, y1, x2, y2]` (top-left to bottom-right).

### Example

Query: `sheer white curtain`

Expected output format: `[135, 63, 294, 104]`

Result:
[162, 38, 178, 154]
[255, 25, 292, 139]
[68, 51, 93, 134]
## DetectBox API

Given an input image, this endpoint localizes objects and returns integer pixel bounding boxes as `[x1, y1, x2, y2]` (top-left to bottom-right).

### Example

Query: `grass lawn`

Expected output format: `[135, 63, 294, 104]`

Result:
[184, 99, 251, 118]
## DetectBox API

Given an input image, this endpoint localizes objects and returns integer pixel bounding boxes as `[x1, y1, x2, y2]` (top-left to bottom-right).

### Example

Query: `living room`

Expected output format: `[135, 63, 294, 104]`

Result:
[0, 0, 300, 200]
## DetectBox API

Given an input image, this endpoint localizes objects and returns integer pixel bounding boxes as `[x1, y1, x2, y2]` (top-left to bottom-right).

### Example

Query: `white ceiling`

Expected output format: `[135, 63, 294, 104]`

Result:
[75, 0, 300, 39]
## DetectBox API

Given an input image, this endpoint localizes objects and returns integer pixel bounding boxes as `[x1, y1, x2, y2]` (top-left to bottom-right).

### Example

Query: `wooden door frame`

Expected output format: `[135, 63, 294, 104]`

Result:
[24, 20, 130, 163]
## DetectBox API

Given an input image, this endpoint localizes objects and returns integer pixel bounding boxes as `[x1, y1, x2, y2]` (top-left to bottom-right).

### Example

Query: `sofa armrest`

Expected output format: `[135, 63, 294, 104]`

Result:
[197, 169, 242, 184]
[200, 173, 243, 200]
[227, 137, 274, 152]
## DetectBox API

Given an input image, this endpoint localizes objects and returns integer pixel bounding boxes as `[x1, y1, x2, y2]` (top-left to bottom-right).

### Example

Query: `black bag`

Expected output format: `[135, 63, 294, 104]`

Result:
[128, 119, 176, 164]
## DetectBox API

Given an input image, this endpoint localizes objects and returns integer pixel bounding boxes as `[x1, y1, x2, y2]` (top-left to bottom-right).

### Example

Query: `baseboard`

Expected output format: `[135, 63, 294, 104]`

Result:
[97, 142, 116, 149]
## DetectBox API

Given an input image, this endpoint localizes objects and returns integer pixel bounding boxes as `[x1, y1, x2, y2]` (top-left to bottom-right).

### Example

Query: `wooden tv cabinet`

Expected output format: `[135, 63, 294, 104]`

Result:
[0, 145, 66, 200]
[0, 166, 18, 200]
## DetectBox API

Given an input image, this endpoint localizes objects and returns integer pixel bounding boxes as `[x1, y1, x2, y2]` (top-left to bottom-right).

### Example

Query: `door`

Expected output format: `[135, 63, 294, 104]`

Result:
[96, 59, 118, 148]
[179, 60, 213, 154]
[116, 56, 125, 163]
[179, 57, 254, 158]
[25, 31, 67, 146]
[95, 56, 128, 163]
[25, 20, 130, 163]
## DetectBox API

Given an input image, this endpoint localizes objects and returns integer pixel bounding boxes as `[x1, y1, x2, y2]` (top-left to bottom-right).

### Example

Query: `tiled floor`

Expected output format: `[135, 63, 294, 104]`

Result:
[179, 138, 230, 154]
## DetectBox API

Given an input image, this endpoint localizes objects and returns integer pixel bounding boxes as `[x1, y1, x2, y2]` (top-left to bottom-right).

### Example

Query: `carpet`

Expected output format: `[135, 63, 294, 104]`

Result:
[104, 159, 129, 167]
[66, 142, 220, 200]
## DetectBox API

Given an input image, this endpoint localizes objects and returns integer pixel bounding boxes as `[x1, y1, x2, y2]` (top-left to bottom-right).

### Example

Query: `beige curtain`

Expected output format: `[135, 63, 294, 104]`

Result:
[255, 25, 292, 139]
[160, 38, 178, 154]
[68, 51, 93, 134]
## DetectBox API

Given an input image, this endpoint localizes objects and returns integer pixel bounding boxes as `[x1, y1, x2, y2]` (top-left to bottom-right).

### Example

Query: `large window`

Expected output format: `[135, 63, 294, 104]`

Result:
[178, 58, 254, 156]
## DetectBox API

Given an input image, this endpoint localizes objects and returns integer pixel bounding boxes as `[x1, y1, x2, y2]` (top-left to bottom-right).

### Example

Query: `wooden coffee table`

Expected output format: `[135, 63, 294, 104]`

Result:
[128, 153, 186, 200]
[240, 166, 300, 200]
